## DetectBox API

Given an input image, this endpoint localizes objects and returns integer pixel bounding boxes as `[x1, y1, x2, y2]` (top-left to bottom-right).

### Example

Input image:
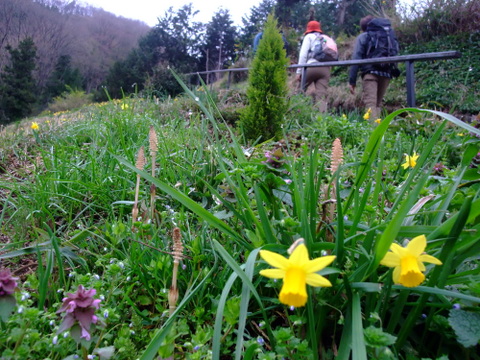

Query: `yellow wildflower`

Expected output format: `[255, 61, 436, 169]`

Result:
[121, 103, 129, 110]
[31, 122, 39, 130]
[259, 243, 335, 307]
[342, 114, 347, 120]
[374, 118, 382, 124]
[363, 108, 371, 120]
[380, 235, 442, 287]
[402, 152, 419, 169]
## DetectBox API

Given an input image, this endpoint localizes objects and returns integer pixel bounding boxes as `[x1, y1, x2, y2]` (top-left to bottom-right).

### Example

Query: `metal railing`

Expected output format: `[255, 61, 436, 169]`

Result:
[187, 51, 461, 107]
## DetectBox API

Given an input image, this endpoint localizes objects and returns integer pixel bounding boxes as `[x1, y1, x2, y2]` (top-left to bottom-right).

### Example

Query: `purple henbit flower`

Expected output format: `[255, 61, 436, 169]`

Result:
[432, 162, 446, 176]
[0, 268, 18, 296]
[57, 285, 101, 341]
[263, 148, 284, 168]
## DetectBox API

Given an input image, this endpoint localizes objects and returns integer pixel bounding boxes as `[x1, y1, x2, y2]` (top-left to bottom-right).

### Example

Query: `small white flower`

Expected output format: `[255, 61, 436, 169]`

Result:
[130, 330, 135, 335]
[63, 332, 69, 338]
[118, 262, 125, 269]
[52, 335, 58, 345]
[21, 292, 31, 301]
[49, 320, 55, 326]
[92, 274, 100, 280]
[103, 310, 109, 318]
[17, 306, 24, 314]
[126, 276, 131, 281]
[99, 295, 105, 301]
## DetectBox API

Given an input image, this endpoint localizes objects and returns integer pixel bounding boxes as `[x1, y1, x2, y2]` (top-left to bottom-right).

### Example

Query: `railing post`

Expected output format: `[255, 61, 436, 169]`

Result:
[301, 67, 307, 91]
[406, 60, 416, 107]
[227, 72, 232, 89]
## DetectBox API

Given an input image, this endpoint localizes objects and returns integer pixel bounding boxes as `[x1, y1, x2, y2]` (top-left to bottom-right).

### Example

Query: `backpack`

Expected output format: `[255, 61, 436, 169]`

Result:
[310, 33, 338, 62]
[366, 18, 399, 71]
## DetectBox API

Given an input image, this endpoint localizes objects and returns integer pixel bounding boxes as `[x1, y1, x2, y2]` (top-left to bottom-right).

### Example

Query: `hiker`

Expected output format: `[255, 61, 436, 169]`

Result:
[253, 30, 289, 54]
[348, 15, 400, 119]
[296, 20, 338, 113]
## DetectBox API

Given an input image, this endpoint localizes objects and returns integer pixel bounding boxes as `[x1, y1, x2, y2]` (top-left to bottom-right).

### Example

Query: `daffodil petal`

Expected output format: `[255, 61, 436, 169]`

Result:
[392, 266, 401, 284]
[390, 243, 407, 257]
[303, 255, 336, 273]
[418, 261, 426, 272]
[259, 250, 289, 270]
[380, 252, 400, 267]
[407, 235, 427, 256]
[418, 254, 442, 265]
[305, 273, 332, 287]
[259, 269, 286, 279]
[289, 244, 309, 265]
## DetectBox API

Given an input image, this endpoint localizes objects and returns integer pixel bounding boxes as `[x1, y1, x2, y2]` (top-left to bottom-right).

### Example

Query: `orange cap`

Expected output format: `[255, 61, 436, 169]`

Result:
[304, 21, 322, 35]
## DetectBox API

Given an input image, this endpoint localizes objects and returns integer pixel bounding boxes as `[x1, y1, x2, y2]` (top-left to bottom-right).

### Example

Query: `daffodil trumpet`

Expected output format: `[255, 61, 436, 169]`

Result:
[259, 243, 335, 307]
[380, 235, 442, 287]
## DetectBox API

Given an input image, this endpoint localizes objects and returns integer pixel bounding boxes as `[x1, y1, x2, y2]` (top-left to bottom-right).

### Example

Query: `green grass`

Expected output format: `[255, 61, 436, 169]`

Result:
[0, 88, 479, 360]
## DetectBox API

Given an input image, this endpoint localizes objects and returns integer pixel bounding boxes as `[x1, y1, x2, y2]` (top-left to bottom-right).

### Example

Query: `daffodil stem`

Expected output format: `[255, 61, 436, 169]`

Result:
[395, 292, 428, 349]
[306, 292, 319, 360]
[386, 289, 409, 334]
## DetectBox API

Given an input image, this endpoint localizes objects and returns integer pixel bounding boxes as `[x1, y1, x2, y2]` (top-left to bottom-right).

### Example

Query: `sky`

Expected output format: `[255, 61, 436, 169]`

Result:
[80, 0, 262, 27]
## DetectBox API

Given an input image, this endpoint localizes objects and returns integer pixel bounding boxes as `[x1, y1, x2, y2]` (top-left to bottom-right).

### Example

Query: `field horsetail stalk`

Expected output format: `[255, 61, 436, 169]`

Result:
[149, 125, 158, 222]
[319, 138, 344, 241]
[132, 146, 146, 223]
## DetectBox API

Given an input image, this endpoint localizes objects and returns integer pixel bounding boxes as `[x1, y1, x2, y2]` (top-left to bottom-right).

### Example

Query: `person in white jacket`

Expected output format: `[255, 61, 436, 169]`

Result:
[296, 21, 331, 113]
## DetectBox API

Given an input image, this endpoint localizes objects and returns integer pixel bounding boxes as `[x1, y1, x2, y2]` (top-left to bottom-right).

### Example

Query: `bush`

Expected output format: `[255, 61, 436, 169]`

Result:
[46, 89, 93, 113]
[240, 14, 289, 142]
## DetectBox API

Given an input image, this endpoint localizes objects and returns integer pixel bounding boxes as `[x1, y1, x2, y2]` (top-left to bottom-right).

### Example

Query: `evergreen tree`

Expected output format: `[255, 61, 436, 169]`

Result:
[44, 55, 83, 102]
[239, 0, 276, 55]
[0, 37, 37, 124]
[201, 9, 237, 78]
[240, 15, 288, 142]
[102, 4, 203, 99]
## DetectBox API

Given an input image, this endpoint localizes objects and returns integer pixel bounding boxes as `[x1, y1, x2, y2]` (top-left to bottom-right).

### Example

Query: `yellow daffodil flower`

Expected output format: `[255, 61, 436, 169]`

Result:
[259, 243, 335, 307]
[31, 122, 39, 130]
[380, 235, 442, 287]
[374, 118, 382, 124]
[402, 152, 419, 169]
[363, 108, 371, 120]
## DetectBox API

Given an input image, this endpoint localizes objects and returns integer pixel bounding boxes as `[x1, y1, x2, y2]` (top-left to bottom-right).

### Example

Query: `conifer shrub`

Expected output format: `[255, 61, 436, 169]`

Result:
[240, 14, 289, 142]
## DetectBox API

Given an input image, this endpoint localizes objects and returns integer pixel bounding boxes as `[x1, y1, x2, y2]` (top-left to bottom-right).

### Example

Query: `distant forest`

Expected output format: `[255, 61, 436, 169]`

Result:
[0, 0, 478, 124]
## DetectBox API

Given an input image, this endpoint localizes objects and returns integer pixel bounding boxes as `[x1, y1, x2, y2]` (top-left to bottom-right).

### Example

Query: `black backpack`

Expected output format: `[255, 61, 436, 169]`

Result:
[366, 18, 399, 72]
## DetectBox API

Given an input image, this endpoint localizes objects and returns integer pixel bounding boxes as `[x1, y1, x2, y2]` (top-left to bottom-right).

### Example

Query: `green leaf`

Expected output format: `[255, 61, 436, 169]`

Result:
[352, 293, 368, 360]
[93, 346, 116, 360]
[364, 326, 397, 348]
[0, 295, 16, 322]
[448, 309, 480, 348]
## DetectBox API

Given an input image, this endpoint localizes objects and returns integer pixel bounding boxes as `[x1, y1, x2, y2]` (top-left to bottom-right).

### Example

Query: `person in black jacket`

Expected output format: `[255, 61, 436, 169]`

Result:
[349, 15, 399, 119]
